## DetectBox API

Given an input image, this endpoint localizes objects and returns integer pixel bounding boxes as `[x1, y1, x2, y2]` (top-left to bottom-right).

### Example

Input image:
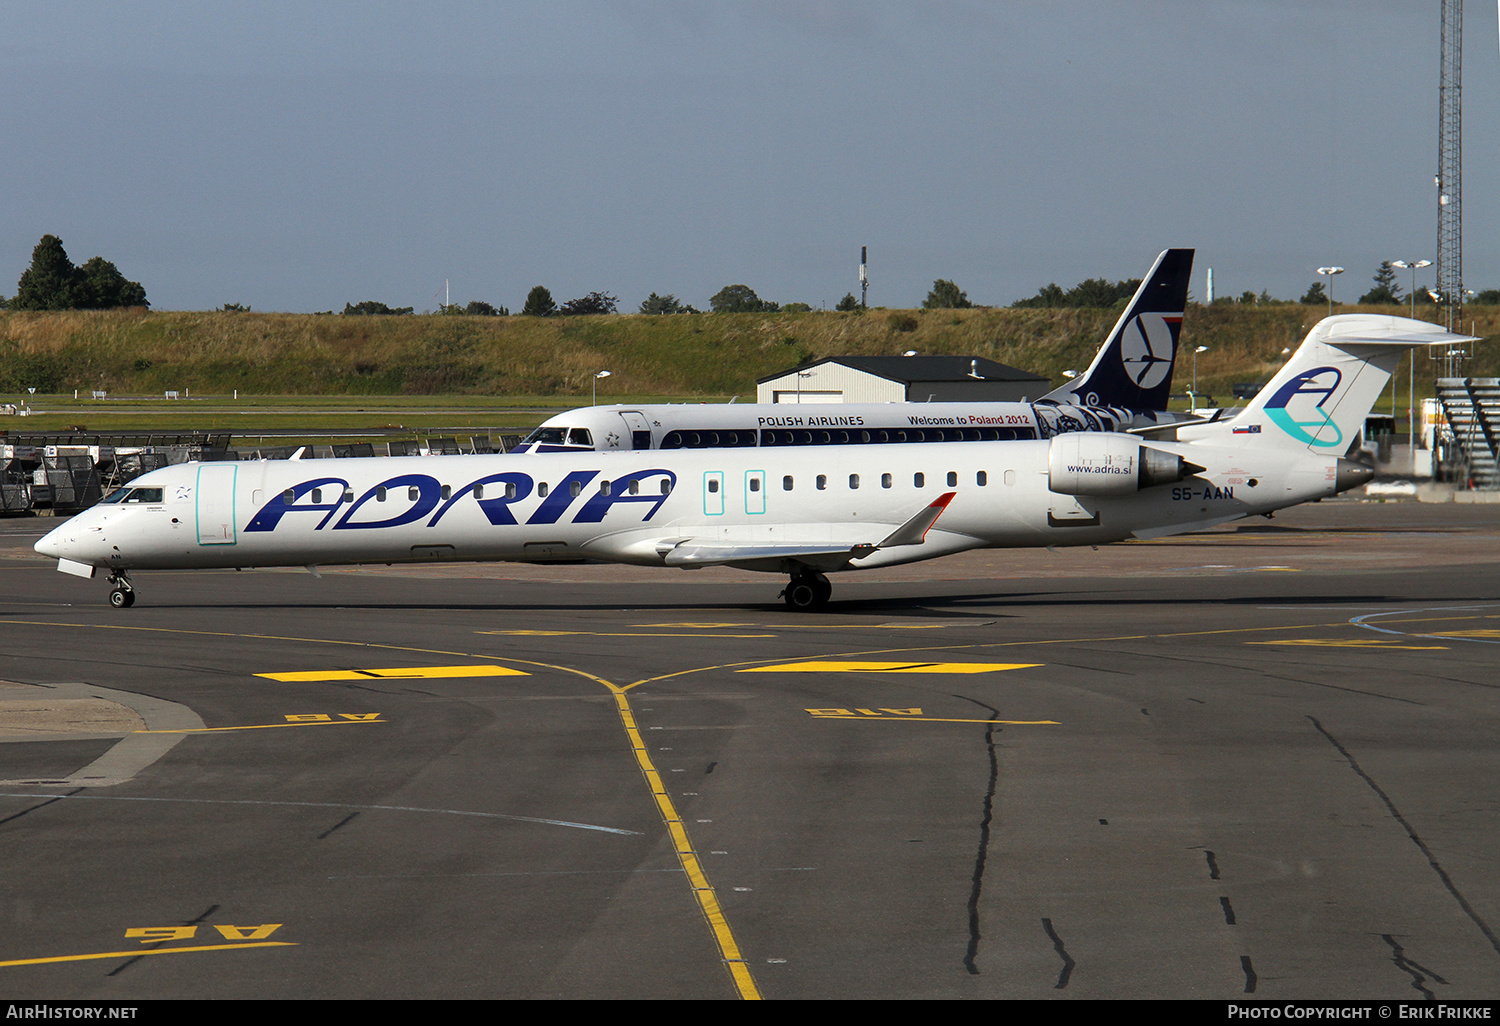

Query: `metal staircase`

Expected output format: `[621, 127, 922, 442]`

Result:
[1436, 377, 1500, 489]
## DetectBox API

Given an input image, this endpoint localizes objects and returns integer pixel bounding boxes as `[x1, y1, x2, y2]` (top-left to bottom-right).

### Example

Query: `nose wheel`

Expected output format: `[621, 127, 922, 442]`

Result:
[781, 570, 832, 611]
[107, 571, 136, 609]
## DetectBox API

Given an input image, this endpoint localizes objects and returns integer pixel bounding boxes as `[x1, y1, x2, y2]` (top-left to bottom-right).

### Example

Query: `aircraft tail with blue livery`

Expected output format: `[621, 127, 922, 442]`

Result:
[1040, 247, 1195, 410]
[1177, 315, 1478, 452]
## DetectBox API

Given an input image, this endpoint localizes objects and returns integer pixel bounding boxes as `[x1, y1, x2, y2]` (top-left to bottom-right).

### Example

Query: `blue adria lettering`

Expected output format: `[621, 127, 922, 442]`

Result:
[245, 469, 677, 534]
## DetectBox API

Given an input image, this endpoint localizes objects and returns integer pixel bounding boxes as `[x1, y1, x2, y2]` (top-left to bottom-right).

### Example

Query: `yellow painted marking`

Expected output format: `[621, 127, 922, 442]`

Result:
[740, 661, 1041, 674]
[634, 622, 949, 631]
[479, 630, 776, 638]
[809, 708, 917, 717]
[601, 686, 759, 999]
[256, 665, 527, 681]
[126, 927, 195, 943]
[126, 924, 282, 942]
[134, 717, 384, 734]
[0, 942, 294, 968]
[635, 622, 757, 628]
[213, 924, 282, 940]
[1429, 629, 1500, 638]
[1248, 639, 1448, 650]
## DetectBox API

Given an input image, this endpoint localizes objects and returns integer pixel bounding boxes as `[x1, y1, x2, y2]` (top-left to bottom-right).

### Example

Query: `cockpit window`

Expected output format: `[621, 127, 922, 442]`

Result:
[100, 487, 129, 504]
[567, 428, 593, 447]
[123, 488, 164, 503]
[524, 428, 568, 445]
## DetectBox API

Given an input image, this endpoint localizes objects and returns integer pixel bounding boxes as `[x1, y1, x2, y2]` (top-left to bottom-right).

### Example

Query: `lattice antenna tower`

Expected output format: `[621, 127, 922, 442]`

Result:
[1436, 0, 1463, 359]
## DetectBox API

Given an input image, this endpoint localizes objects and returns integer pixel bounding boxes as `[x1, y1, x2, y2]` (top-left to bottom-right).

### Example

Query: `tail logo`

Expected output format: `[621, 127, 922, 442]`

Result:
[1118, 314, 1181, 389]
[1263, 367, 1343, 447]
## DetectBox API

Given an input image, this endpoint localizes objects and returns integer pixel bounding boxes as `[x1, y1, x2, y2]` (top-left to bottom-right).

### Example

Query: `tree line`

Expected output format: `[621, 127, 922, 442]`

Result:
[10, 235, 1494, 315]
[2, 235, 147, 310]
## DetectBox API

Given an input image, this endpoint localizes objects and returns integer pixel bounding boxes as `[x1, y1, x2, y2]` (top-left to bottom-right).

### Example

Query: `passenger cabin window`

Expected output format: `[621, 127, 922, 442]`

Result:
[283, 489, 296, 503]
[849, 474, 860, 490]
[600, 480, 612, 496]
[976, 471, 988, 486]
[1004, 470, 1016, 486]
[569, 481, 582, 498]
[311, 488, 322, 504]
[505, 482, 517, 499]
[408, 486, 420, 501]
[474, 485, 484, 499]
[914, 473, 925, 488]
[783, 475, 794, 491]
[376, 486, 387, 501]
[749, 477, 760, 492]
[881, 473, 892, 489]
[440, 485, 451, 501]
[816, 475, 827, 490]
[660, 480, 671, 495]
[628, 480, 640, 495]
[707, 479, 719, 493]
[538, 482, 550, 498]
[946, 472, 958, 487]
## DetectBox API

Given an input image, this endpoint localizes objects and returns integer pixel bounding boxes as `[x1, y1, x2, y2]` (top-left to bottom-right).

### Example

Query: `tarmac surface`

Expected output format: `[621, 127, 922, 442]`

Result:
[1, 499, 1498, 1000]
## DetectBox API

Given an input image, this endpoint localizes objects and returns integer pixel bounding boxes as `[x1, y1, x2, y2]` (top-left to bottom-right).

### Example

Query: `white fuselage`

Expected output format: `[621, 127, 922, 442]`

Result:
[36, 437, 1340, 576]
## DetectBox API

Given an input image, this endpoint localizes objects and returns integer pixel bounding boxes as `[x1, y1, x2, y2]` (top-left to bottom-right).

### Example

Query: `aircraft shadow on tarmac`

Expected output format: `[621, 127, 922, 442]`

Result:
[27, 589, 1435, 616]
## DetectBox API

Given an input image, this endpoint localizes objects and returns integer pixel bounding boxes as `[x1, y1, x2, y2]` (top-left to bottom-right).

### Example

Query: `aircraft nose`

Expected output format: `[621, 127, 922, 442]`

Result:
[35, 517, 106, 563]
[34, 524, 69, 559]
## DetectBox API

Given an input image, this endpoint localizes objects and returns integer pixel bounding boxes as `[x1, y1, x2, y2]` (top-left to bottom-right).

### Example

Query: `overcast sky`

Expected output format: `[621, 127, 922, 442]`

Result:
[4, 1, 1496, 313]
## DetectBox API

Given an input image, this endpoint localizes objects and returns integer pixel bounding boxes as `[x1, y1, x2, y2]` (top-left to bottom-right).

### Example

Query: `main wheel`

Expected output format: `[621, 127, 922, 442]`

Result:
[109, 588, 135, 608]
[783, 575, 828, 611]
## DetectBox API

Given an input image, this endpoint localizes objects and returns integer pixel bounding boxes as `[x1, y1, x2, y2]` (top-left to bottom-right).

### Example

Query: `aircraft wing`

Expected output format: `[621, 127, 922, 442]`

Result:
[656, 492, 959, 571]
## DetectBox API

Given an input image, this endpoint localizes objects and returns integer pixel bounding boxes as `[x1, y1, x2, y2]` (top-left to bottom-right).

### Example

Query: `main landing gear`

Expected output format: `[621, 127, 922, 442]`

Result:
[107, 570, 136, 609]
[781, 570, 832, 612]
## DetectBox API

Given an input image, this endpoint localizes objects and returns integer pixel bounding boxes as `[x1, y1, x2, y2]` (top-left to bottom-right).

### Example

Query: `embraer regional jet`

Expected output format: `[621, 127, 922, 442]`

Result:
[36, 315, 1472, 610]
[513, 249, 1198, 457]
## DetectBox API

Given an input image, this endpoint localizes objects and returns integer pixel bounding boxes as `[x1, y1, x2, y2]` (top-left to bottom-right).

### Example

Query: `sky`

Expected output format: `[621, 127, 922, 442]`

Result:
[3, 1, 1497, 313]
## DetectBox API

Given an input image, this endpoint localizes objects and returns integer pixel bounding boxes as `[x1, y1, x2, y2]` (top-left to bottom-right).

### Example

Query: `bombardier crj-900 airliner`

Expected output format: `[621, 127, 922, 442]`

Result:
[514, 249, 1198, 456]
[36, 315, 1473, 610]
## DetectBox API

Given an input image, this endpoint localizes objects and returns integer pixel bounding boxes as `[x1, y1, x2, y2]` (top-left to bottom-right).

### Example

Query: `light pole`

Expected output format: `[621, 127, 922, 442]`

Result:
[1316, 267, 1344, 317]
[592, 370, 610, 406]
[1190, 346, 1209, 412]
[796, 369, 814, 403]
[1391, 259, 1432, 320]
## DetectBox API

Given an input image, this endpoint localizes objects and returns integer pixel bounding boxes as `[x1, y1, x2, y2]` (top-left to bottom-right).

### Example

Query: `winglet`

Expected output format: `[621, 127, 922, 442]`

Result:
[874, 491, 956, 549]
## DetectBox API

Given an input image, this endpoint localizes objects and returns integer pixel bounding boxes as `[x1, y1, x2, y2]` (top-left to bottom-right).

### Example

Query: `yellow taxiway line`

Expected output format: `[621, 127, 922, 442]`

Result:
[0, 942, 295, 968]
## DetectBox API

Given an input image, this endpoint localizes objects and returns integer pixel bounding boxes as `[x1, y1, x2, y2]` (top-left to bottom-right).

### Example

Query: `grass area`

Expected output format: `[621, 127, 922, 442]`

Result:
[2, 305, 1495, 434]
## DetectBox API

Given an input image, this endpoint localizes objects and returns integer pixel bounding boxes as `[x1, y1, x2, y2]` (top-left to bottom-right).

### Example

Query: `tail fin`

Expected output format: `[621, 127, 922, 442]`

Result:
[1183, 314, 1478, 451]
[1040, 248, 1194, 410]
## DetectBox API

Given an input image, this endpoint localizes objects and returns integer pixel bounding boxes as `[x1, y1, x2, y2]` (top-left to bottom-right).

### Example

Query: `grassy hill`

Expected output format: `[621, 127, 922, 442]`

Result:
[3, 304, 1496, 408]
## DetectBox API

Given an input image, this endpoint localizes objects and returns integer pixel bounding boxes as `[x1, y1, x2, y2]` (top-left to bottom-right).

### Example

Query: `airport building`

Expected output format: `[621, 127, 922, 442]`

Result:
[756, 355, 1050, 405]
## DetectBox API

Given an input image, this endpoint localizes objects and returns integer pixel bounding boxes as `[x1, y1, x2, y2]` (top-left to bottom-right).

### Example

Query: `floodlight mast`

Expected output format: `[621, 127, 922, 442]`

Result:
[1436, 0, 1462, 337]
[1316, 267, 1344, 317]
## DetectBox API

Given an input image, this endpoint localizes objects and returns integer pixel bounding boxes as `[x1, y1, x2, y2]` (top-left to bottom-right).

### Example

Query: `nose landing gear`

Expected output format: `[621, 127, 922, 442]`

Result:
[781, 570, 832, 611]
[107, 570, 136, 609]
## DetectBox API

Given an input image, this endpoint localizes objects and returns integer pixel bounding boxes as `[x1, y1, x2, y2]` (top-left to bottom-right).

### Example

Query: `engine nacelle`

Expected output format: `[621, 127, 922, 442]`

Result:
[1047, 433, 1200, 496]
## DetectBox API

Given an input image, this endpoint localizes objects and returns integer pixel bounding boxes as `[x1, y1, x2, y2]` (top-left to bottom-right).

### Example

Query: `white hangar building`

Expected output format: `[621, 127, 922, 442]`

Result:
[756, 355, 1051, 404]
